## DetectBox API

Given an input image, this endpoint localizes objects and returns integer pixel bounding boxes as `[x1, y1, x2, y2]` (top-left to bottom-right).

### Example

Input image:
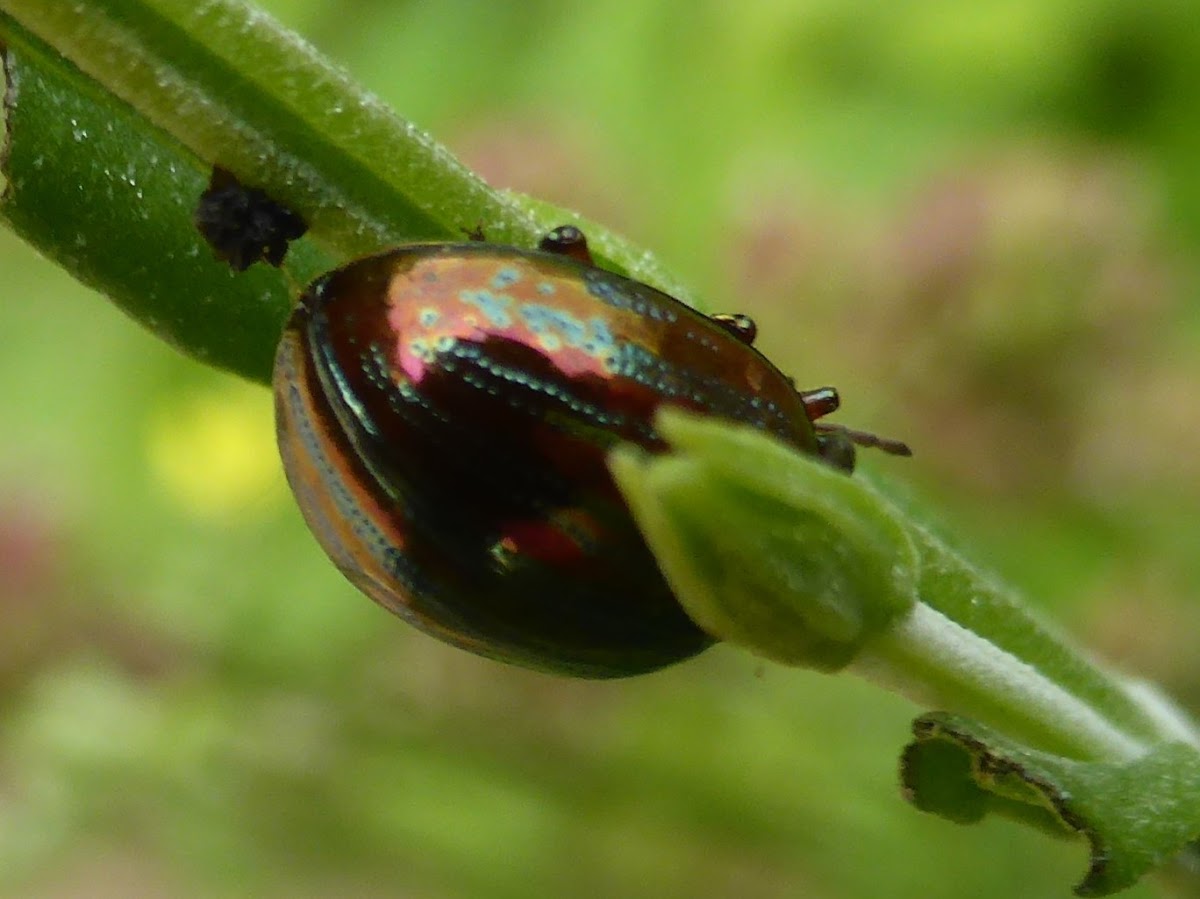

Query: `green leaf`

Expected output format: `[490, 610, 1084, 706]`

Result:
[0, 16, 316, 382]
[2, 0, 528, 255]
[902, 713, 1200, 896]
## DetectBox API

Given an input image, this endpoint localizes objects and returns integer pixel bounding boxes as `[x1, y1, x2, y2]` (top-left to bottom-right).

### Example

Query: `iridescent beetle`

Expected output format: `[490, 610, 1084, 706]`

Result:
[269, 223, 909, 677]
[195, 167, 908, 677]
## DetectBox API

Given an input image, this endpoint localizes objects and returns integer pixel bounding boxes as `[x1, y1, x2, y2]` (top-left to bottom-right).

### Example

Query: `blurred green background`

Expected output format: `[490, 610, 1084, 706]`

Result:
[3, 1, 1199, 896]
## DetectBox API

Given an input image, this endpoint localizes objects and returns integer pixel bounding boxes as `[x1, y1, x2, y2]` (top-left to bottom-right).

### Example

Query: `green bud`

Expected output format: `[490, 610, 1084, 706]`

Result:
[610, 410, 919, 670]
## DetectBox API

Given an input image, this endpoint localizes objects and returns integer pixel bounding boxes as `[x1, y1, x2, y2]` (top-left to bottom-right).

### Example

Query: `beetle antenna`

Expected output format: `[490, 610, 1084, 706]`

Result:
[815, 423, 912, 457]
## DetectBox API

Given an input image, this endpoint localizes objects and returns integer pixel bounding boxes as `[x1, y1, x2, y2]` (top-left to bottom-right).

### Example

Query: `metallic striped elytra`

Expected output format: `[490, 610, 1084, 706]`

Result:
[274, 227, 909, 678]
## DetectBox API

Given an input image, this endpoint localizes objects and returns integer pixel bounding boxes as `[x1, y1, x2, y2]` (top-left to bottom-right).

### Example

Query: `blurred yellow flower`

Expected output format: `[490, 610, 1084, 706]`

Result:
[146, 381, 285, 520]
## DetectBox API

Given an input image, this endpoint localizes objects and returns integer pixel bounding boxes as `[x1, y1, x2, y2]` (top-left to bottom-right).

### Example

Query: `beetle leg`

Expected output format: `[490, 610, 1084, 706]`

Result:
[816, 422, 912, 457]
[538, 225, 595, 265]
[801, 386, 912, 463]
[798, 386, 841, 420]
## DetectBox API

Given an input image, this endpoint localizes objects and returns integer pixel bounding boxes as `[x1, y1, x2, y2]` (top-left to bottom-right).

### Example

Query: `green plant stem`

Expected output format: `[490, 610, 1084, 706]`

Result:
[875, 518, 1200, 761]
[615, 411, 1200, 764]
[858, 603, 1151, 762]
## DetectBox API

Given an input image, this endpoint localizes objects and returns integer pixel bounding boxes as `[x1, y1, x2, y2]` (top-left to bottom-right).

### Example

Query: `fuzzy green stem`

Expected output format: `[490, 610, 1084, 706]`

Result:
[858, 603, 1151, 761]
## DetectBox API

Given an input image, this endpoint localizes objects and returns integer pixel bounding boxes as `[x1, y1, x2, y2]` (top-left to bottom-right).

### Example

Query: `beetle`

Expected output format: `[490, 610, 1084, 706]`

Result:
[272, 225, 909, 678]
